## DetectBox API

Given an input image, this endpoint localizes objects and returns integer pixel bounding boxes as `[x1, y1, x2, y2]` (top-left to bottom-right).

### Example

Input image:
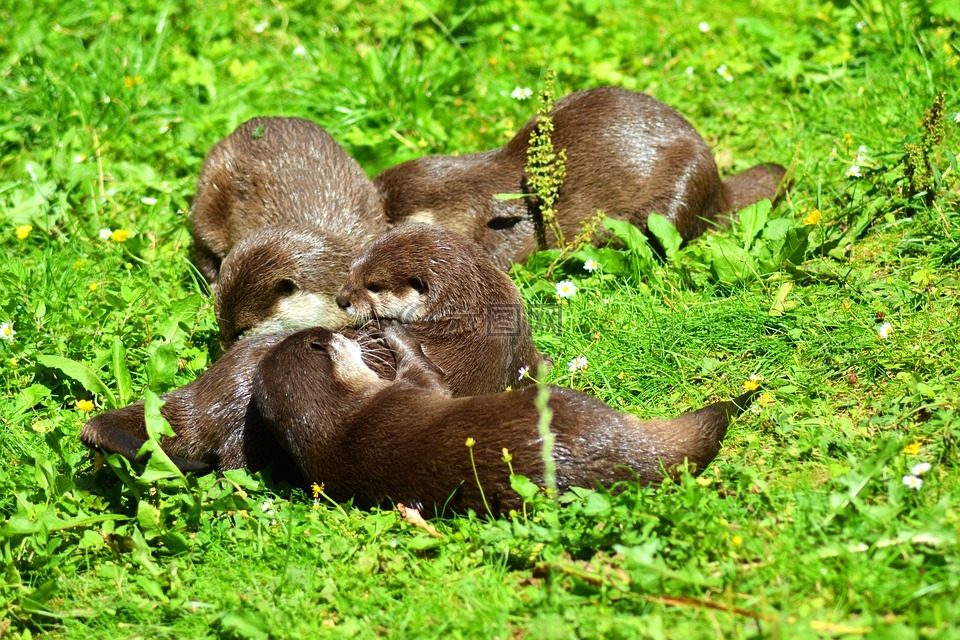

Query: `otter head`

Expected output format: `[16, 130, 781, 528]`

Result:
[215, 226, 356, 349]
[335, 223, 492, 326]
[252, 327, 391, 430]
[374, 154, 535, 270]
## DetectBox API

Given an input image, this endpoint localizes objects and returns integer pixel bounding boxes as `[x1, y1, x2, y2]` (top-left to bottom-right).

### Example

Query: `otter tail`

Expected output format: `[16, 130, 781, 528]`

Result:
[80, 406, 212, 473]
[632, 388, 760, 479]
[719, 163, 786, 217]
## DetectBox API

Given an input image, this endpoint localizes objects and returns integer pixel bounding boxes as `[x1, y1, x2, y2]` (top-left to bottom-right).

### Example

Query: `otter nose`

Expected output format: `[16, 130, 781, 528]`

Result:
[335, 295, 351, 310]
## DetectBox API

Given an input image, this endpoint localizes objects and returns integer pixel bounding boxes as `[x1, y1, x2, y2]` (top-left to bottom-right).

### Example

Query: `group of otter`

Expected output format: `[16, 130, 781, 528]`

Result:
[80, 86, 784, 516]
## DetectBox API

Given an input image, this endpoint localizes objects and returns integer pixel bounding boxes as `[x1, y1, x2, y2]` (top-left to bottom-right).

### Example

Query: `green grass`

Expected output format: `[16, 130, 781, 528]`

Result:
[2, 0, 960, 638]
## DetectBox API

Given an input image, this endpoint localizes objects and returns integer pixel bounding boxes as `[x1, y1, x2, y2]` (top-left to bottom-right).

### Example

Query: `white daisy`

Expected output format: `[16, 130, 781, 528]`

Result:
[911, 462, 931, 476]
[567, 355, 588, 372]
[877, 322, 892, 339]
[902, 474, 923, 490]
[556, 280, 577, 299]
[99, 228, 113, 240]
[511, 86, 533, 100]
[0, 321, 15, 343]
[583, 259, 600, 273]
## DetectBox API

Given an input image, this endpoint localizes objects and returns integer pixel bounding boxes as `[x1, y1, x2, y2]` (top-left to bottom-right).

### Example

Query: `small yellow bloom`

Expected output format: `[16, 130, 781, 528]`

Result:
[311, 482, 323, 499]
[803, 209, 822, 225]
[111, 229, 131, 242]
[757, 391, 775, 406]
[743, 379, 761, 391]
[902, 441, 921, 455]
[76, 399, 95, 412]
[732, 535, 743, 546]
[123, 75, 143, 88]
[88, 283, 98, 292]
[501, 448, 512, 463]
[15, 225, 32, 240]
[465, 437, 476, 448]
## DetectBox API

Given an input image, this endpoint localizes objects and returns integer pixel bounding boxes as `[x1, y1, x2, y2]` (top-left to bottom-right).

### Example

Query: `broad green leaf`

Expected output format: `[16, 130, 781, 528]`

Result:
[146, 342, 178, 391]
[111, 338, 133, 405]
[38, 354, 116, 407]
[646, 213, 682, 265]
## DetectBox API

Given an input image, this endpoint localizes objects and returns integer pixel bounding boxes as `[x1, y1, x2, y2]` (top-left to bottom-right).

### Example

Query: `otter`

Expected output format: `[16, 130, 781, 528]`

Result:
[335, 223, 549, 396]
[252, 324, 758, 516]
[189, 116, 386, 284]
[375, 86, 786, 269]
[78, 329, 395, 474]
[214, 225, 355, 349]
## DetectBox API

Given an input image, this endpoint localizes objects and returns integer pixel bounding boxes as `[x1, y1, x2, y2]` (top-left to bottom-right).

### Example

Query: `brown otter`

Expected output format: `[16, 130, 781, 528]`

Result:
[375, 86, 786, 269]
[252, 324, 758, 516]
[78, 329, 395, 474]
[214, 225, 355, 349]
[189, 116, 386, 284]
[335, 223, 549, 396]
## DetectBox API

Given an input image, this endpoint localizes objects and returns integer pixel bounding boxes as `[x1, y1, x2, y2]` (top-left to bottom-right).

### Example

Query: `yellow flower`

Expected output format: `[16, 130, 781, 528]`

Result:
[465, 437, 476, 448]
[732, 535, 743, 547]
[803, 209, 822, 225]
[311, 482, 323, 499]
[111, 229, 131, 242]
[902, 441, 921, 455]
[501, 448, 512, 463]
[88, 283, 98, 292]
[124, 75, 143, 88]
[743, 379, 761, 391]
[76, 399, 95, 412]
[15, 225, 32, 240]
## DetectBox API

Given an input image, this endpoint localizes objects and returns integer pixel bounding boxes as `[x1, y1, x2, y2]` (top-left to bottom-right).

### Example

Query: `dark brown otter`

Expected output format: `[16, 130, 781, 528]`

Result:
[214, 225, 355, 349]
[335, 223, 549, 396]
[189, 116, 386, 284]
[78, 329, 395, 474]
[252, 324, 758, 516]
[375, 86, 786, 269]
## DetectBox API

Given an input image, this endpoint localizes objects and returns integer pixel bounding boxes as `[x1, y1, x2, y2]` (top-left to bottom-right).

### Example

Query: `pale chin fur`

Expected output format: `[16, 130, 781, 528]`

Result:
[369, 290, 426, 323]
[245, 292, 353, 338]
[328, 333, 385, 389]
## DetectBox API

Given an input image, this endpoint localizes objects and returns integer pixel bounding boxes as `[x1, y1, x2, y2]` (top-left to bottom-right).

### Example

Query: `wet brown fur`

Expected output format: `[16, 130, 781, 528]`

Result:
[253, 325, 758, 516]
[78, 329, 395, 474]
[336, 223, 548, 396]
[375, 86, 786, 269]
[189, 116, 386, 284]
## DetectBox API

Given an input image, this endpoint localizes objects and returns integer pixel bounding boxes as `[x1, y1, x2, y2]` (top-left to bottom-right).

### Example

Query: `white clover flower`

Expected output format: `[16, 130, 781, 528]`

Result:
[911, 462, 932, 476]
[877, 322, 892, 339]
[0, 321, 15, 343]
[698, 22, 710, 33]
[717, 64, 734, 82]
[567, 355, 589, 372]
[518, 366, 529, 381]
[846, 164, 862, 178]
[902, 474, 923, 490]
[511, 86, 533, 100]
[293, 45, 307, 57]
[140, 197, 158, 206]
[99, 228, 113, 240]
[583, 259, 599, 273]
[556, 280, 577, 299]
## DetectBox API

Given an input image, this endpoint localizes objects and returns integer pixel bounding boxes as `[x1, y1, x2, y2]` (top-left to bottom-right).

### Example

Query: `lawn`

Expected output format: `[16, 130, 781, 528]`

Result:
[1, 0, 959, 638]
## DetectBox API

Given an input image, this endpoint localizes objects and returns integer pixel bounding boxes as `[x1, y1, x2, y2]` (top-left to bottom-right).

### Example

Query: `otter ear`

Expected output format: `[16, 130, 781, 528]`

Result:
[276, 279, 298, 297]
[409, 277, 428, 295]
[487, 216, 525, 231]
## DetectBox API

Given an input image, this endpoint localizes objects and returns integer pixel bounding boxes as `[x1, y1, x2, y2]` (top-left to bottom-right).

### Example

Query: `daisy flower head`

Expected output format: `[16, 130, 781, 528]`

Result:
[954, 112, 960, 124]
[902, 474, 923, 490]
[568, 355, 588, 372]
[583, 258, 600, 273]
[846, 164, 862, 178]
[518, 366, 530, 381]
[511, 86, 533, 100]
[0, 321, 14, 343]
[99, 228, 113, 240]
[911, 462, 931, 476]
[556, 280, 577, 299]
[717, 64, 734, 82]
[877, 322, 892, 340]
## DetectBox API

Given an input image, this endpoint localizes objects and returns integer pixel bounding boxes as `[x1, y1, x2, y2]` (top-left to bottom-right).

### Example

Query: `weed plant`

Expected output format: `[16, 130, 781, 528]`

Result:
[1, 0, 959, 638]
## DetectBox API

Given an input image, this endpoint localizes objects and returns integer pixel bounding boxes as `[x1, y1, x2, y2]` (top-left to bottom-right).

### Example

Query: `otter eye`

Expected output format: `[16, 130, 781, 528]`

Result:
[487, 216, 524, 230]
[408, 278, 427, 295]
[276, 279, 297, 297]
[366, 284, 382, 294]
